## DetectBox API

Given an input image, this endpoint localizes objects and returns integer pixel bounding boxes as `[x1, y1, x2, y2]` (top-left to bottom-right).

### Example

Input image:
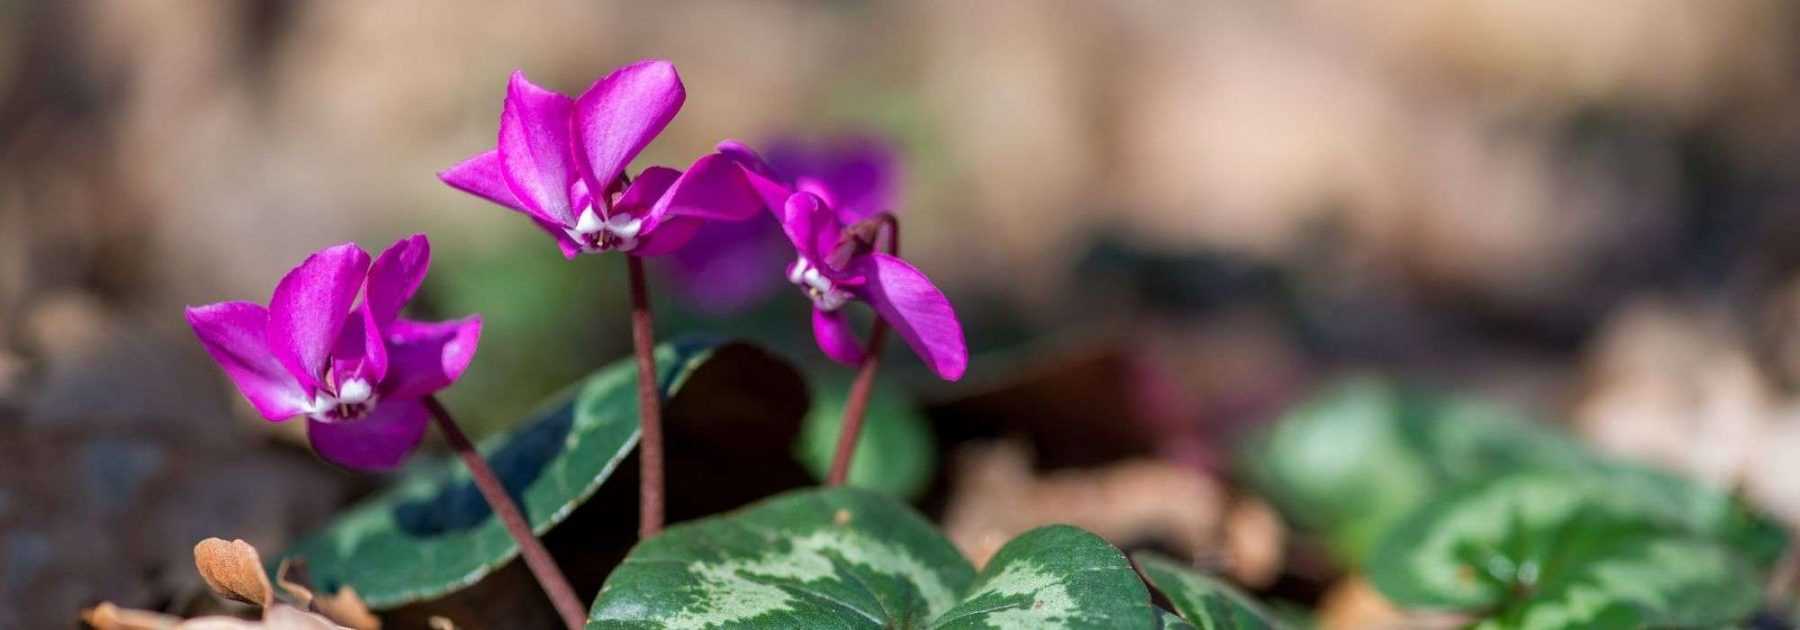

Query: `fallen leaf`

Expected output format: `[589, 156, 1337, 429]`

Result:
[274, 558, 379, 629]
[82, 602, 182, 630]
[195, 538, 274, 608]
[79, 602, 346, 630]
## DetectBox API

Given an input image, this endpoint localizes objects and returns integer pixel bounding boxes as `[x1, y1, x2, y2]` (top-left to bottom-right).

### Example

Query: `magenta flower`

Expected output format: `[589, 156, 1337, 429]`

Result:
[438, 60, 760, 258]
[663, 134, 901, 314]
[721, 141, 967, 381]
[185, 235, 481, 470]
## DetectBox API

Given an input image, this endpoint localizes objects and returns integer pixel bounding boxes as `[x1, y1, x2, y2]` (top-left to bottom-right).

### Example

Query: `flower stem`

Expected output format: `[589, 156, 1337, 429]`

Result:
[826, 320, 887, 486]
[423, 396, 586, 630]
[826, 213, 900, 487]
[626, 255, 665, 538]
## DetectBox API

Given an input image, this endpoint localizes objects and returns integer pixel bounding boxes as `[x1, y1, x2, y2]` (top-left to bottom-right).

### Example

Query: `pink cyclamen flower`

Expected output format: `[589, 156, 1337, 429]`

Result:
[720, 141, 967, 381]
[438, 60, 760, 258]
[663, 134, 900, 314]
[185, 235, 481, 470]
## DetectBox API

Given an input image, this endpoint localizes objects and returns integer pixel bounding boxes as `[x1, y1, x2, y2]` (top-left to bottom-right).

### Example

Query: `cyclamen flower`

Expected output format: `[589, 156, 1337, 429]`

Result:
[438, 60, 760, 258]
[721, 141, 967, 381]
[663, 135, 900, 314]
[186, 235, 481, 470]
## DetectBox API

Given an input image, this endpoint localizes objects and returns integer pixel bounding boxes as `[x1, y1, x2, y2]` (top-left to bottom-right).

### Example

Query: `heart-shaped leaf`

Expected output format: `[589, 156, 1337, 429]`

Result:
[588, 486, 973, 628]
[278, 338, 781, 608]
[1134, 552, 1278, 630]
[1366, 471, 1766, 628]
[932, 525, 1154, 629]
[795, 373, 936, 498]
[1241, 378, 1596, 563]
[589, 487, 1157, 629]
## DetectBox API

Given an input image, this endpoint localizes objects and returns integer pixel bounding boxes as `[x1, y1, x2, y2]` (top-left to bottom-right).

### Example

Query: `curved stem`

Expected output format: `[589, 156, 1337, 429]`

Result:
[826, 320, 886, 486]
[626, 255, 665, 538]
[424, 396, 586, 630]
[825, 213, 901, 487]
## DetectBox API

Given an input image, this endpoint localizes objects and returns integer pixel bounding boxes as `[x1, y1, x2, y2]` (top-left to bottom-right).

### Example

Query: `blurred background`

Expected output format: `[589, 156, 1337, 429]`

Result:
[6, 1, 1800, 627]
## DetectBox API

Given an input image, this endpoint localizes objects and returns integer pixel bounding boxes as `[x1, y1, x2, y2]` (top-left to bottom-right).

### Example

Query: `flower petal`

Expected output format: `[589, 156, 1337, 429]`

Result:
[819, 138, 899, 221]
[628, 216, 699, 257]
[812, 307, 865, 366]
[365, 234, 430, 326]
[307, 399, 431, 471]
[717, 139, 794, 216]
[438, 149, 527, 213]
[614, 165, 680, 225]
[379, 316, 482, 400]
[857, 253, 967, 380]
[186, 302, 309, 420]
[780, 192, 844, 269]
[647, 152, 764, 224]
[661, 216, 785, 313]
[499, 70, 580, 226]
[268, 243, 371, 392]
[331, 306, 387, 386]
[574, 59, 684, 201]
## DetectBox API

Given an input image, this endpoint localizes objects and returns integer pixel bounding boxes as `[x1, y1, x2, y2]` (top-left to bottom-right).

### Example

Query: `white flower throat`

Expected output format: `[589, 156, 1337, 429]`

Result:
[567, 207, 643, 253]
[304, 376, 376, 423]
[788, 257, 853, 311]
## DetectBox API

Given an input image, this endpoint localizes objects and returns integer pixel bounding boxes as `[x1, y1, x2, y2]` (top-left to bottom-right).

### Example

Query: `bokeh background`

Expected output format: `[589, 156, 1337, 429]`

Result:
[7, 1, 1800, 627]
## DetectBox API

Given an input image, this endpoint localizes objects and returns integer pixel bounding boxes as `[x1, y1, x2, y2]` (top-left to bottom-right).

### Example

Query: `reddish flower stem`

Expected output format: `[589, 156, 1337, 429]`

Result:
[826, 321, 887, 486]
[826, 213, 900, 487]
[424, 396, 586, 630]
[626, 255, 665, 538]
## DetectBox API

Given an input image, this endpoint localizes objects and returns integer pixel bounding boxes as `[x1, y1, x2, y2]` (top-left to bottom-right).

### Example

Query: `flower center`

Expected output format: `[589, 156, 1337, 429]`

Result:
[788, 257, 853, 311]
[566, 207, 643, 253]
[304, 377, 377, 423]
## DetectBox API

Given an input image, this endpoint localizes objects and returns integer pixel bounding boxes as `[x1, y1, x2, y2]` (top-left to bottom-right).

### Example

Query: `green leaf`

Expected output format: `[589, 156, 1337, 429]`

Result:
[1366, 472, 1765, 628]
[1134, 552, 1278, 630]
[589, 488, 1157, 629]
[279, 339, 773, 608]
[589, 486, 974, 629]
[794, 373, 936, 498]
[1155, 608, 1198, 630]
[1240, 378, 1593, 563]
[932, 525, 1154, 629]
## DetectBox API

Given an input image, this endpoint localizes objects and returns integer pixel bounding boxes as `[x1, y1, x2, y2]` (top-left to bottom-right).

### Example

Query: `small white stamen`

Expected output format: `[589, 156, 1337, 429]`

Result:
[303, 379, 379, 423]
[788, 257, 854, 311]
[565, 206, 644, 253]
[336, 378, 372, 405]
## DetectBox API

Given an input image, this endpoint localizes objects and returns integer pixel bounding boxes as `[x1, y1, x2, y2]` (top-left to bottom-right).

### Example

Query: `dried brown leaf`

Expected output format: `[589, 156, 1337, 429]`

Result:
[82, 602, 183, 630]
[274, 559, 314, 608]
[273, 557, 378, 629]
[310, 588, 378, 630]
[195, 538, 274, 608]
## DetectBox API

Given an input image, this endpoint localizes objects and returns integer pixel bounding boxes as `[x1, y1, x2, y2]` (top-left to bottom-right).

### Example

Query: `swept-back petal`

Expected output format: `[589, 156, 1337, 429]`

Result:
[186, 302, 310, 420]
[857, 253, 967, 380]
[812, 307, 864, 366]
[438, 149, 527, 213]
[780, 192, 844, 268]
[647, 153, 764, 223]
[307, 399, 431, 471]
[379, 316, 483, 400]
[365, 234, 430, 326]
[717, 139, 794, 215]
[574, 59, 684, 200]
[268, 243, 370, 391]
[499, 70, 580, 226]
